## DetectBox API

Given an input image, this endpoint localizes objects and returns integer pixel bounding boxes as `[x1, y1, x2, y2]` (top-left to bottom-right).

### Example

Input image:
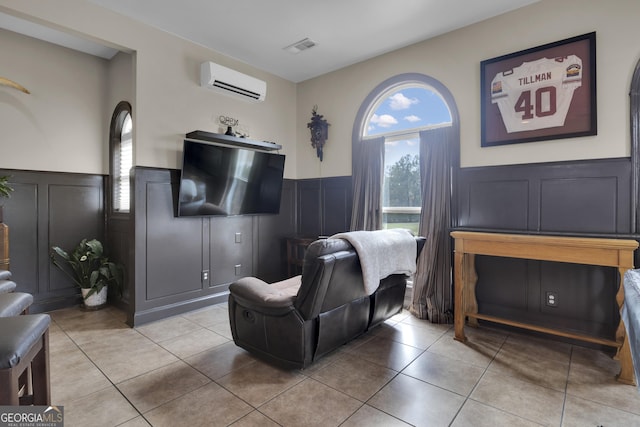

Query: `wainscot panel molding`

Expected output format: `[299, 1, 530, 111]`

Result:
[296, 176, 352, 238]
[454, 157, 638, 343]
[0, 169, 105, 313]
[130, 167, 296, 326]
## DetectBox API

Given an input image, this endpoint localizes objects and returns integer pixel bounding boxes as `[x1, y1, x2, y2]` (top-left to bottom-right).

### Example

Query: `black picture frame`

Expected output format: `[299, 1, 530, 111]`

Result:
[481, 32, 596, 147]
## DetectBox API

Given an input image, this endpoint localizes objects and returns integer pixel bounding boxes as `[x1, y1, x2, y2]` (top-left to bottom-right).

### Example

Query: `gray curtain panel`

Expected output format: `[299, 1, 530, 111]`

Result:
[350, 136, 384, 231]
[410, 127, 454, 323]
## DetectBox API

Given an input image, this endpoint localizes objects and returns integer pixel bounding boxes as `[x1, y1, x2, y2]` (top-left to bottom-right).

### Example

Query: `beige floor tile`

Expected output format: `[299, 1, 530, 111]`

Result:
[402, 350, 485, 396]
[185, 341, 258, 380]
[501, 333, 572, 364]
[344, 335, 424, 371]
[259, 378, 362, 427]
[50, 344, 112, 404]
[117, 360, 211, 413]
[81, 331, 179, 383]
[470, 370, 564, 425]
[229, 410, 281, 426]
[451, 399, 544, 427]
[181, 305, 230, 327]
[118, 416, 152, 427]
[342, 404, 412, 426]
[299, 346, 349, 376]
[399, 315, 453, 332]
[135, 315, 201, 342]
[427, 327, 505, 369]
[63, 385, 139, 427]
[207, 320, 233, 340]
[144, 382, 252, 427]
[570, 345, 620, 375]
[368, 373, 465, 427]
[561, 394, 640, 427]
[566, 362, 640, 415]
[216, 360, 306, 407]
[63, 317, 138, 347]
[157, 327, 229, 358]
[310, 353, 397, 401]
[372, 320, 448, 349]
[488, 343, 570, 391]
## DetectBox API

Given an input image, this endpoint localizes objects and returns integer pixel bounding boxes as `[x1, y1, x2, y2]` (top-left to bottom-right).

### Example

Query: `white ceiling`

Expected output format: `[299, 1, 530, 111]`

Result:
[2, 0, 539, 82]
[87, 0, 539, 82]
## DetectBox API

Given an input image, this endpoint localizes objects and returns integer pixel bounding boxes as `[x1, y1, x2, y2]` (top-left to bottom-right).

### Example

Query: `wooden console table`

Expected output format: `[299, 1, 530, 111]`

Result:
[451, 230, 638, 385]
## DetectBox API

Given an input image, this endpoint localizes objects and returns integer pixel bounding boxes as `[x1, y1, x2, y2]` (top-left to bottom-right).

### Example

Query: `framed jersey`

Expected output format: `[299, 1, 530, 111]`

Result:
[481, 32, 596, 147]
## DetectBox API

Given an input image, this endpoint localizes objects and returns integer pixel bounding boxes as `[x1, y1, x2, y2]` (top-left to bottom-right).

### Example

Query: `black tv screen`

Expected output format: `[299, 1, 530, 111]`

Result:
[178, 140, 285, 216]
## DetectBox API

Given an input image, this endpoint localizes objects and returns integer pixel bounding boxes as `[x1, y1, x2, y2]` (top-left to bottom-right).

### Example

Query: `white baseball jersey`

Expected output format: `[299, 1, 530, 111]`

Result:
[491, 55, 582, 133]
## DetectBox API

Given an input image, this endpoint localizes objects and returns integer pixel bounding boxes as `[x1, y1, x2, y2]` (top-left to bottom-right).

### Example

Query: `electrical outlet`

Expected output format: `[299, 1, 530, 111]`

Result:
[545, 291, 557, 307]
[202, 270, 209, 282]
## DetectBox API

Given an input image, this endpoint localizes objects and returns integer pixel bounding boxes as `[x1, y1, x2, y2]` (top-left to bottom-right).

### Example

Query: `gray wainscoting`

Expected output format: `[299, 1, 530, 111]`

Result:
[296, 176, 353, 237]
[0, 169, 105, 313]
[128, 167, 298, 326]
[455, 157, 636, 341]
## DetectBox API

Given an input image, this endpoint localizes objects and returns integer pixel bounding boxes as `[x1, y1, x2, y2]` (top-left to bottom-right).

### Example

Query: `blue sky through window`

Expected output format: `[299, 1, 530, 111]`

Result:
[366, 86, 452, 137]
[366, 86, 452, 168]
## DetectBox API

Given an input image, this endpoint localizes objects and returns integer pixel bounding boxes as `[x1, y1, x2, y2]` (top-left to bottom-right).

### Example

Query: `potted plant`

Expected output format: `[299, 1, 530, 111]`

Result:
[51, 238, 123, 309]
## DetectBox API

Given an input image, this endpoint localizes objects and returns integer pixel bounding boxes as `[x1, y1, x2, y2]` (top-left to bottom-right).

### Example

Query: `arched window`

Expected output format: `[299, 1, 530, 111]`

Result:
[110, 101, 133, 213]
[352, 74, 460, 322]
[356, 78, 453, 232]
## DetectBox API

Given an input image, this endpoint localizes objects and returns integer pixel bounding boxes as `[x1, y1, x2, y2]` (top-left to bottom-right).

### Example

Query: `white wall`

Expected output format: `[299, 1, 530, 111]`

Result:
[0, 0, 298, 178]
[296, 0, 640, 177]
[0, 28, 108, 174]
[3, 0, 640, 180]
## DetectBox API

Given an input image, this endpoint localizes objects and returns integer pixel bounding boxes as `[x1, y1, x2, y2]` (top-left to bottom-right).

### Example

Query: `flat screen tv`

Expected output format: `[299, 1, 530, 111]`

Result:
[178, 139, 285, 217]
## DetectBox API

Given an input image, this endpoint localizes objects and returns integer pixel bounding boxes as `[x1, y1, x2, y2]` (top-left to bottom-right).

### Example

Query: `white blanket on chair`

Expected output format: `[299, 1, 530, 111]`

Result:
[332, 229, 417, 295]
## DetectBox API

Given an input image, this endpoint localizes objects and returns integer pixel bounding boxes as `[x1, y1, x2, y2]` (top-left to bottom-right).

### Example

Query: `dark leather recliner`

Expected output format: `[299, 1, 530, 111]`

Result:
[228, 235, 425, 369]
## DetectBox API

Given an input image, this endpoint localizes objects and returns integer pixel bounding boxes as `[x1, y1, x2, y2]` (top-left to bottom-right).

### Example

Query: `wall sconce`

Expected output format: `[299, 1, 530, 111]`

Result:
[307, 105, 330, 161]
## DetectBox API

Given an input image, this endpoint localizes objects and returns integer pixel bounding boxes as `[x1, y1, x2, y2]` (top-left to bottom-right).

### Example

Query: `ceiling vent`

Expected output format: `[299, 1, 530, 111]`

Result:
[200, 62, 267, 102]
[283, 38, 317, 54]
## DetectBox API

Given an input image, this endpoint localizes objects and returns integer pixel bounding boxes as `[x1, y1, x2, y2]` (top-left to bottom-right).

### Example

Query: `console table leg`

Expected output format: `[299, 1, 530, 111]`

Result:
[454, 250, 467, 343]
[465, 254, 479, 328]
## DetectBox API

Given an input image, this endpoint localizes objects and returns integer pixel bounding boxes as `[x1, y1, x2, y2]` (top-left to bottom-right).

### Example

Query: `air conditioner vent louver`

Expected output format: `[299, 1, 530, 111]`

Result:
[213, 80, 261, 100]
[200, 62, 266, 102]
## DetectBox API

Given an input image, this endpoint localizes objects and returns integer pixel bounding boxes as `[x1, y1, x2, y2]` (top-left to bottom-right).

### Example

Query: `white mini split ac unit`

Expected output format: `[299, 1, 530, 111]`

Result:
[200, 62, 267, 102]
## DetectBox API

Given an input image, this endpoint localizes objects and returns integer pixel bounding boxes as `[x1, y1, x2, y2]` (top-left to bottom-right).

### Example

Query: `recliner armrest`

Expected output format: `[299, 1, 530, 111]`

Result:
[229, 276, 301, 310]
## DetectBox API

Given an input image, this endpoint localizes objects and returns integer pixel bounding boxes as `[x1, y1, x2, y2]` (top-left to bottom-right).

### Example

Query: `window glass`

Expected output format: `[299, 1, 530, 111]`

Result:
[110, 102, 132, 213]
[363, 85, 452, 233]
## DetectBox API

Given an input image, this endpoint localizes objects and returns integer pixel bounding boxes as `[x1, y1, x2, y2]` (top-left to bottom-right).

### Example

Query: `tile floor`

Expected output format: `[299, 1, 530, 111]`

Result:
[47, 303, 640, 426]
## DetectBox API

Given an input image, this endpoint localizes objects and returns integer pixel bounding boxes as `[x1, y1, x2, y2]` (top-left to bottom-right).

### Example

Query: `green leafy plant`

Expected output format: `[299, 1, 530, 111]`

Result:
[0, 175, 14, 199]
[51, 239, 123, 299]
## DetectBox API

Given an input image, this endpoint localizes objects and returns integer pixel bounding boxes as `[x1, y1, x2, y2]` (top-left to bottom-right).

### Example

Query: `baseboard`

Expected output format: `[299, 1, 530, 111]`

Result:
[128, 291, 229, 327]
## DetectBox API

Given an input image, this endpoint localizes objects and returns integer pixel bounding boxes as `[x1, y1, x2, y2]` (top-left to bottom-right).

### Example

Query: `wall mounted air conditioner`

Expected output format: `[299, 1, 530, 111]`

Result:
[200, 62, 267, 102]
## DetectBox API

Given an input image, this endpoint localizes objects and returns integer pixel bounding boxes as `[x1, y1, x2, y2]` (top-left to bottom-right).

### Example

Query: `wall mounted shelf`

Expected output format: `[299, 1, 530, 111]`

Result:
[186, 130, 282, 151]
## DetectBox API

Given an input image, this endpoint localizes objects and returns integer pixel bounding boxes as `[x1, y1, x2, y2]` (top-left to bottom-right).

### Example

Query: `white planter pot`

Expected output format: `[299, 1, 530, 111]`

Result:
[81, 286, 107, 308]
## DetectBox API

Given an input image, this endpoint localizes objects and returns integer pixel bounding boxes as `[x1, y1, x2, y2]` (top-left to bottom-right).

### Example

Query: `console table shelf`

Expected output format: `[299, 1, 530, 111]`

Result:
[450, 230, 639, 385]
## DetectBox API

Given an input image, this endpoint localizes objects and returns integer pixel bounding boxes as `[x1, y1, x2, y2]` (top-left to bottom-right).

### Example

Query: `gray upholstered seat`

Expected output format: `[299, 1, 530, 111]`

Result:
[0, 293, 33, 317]
[0, 270, 10, 281]
[0, 314, 51, 405]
